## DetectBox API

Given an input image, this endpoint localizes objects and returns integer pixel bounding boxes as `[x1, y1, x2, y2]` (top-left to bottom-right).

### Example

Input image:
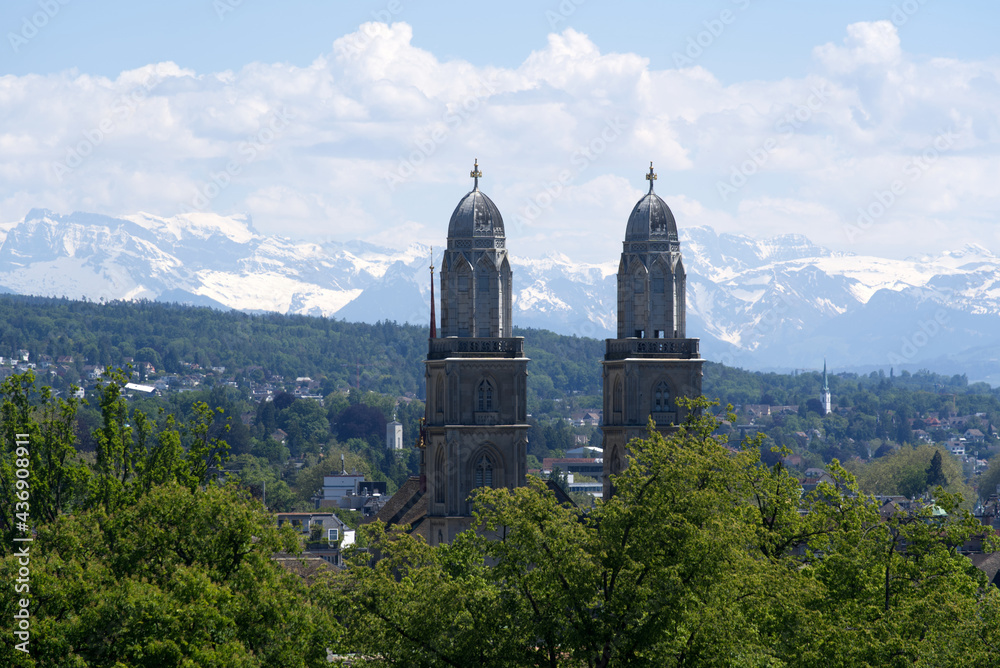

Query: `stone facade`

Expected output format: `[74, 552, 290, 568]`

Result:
[423, 162, 529, 545]
[602, 165, 704, 497]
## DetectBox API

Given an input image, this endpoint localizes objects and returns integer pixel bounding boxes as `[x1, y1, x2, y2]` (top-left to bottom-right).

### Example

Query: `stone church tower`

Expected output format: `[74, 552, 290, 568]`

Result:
[423, 160, 529, 545]
[602, 164, 704, 497]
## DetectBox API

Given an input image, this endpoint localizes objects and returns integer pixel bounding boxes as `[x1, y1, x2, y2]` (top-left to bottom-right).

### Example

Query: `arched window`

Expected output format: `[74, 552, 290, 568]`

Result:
[434, 448, 446, 504]
[478, 379, 495, 412]
[654, 381, 670, 412]
[474, 454, 494, 488]
[611, 445, 623, 475]
[613, 379, 623, 414]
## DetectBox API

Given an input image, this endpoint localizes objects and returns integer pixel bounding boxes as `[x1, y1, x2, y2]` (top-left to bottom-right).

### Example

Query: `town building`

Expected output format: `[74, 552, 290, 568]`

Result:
[275, 512, 350, 566]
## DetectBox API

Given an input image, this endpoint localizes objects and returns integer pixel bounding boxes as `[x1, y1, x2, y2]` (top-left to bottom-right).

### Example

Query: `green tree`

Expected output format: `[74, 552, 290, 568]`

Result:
[926, 449, 947, 488]
[849, 444, 971, 503]
[979, 456, 1000, 502]
[0, 482, 340, 666]
[0, 372, 90, 552]
[184, 400, 231, 489]
[327, 399, 1000, 666]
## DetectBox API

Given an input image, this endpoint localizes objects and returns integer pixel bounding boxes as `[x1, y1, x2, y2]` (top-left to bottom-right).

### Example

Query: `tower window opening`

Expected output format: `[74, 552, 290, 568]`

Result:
[634, 329, 644, 338]
[474, 455, 494, 488]
[613, 379, 623, 414]
[478, 380, 495, 412]
[652, 277, 664, 294]
[458, 276, 469, 292]
[477, 274, 489, 292]
[633, 278, 645, 293]
[654, 382, 670, 412]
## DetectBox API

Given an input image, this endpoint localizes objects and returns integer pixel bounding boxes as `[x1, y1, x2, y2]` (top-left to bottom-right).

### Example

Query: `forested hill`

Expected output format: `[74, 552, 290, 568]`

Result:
[0, 295, 603, 400]
[2, 293, 998, 410]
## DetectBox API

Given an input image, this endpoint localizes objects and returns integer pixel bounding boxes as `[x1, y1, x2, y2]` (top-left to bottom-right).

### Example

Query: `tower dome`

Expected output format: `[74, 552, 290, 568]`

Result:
[440, 160, 512, 338]
[625, 162, 678, 246]
[447, 159, 505, 239]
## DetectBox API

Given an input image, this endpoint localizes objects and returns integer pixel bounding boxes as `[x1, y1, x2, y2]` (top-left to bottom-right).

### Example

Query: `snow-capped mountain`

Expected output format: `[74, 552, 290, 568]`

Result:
[2, 209, 999, 383]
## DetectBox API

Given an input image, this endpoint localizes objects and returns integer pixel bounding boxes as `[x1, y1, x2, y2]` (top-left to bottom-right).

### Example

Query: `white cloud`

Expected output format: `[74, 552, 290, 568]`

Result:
[0, 20, 998, 264]
[814, 21, 902, 74]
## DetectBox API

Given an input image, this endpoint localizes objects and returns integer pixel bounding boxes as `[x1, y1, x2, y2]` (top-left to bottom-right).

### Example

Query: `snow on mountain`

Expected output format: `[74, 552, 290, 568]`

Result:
[1, 209, 999, 382]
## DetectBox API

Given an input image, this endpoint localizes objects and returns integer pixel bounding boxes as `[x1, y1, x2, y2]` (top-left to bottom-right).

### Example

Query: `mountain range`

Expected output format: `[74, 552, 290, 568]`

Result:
[2, 208, 999, 384]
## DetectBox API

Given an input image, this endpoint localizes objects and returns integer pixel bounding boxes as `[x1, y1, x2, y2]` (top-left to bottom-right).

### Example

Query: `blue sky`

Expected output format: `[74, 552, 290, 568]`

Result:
[1, 0, 998, 262]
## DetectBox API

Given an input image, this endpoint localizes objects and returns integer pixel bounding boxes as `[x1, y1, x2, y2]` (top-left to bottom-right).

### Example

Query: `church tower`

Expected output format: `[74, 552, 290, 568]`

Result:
[602, 163, 704, 497]
[821, 360, 832, 415]
[424, 160, 529, 545]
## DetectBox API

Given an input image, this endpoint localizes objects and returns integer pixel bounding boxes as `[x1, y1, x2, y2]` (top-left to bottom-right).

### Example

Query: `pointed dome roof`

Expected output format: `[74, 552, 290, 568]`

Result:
[447, 159, 505, 239]
[625, 163, 678, 245]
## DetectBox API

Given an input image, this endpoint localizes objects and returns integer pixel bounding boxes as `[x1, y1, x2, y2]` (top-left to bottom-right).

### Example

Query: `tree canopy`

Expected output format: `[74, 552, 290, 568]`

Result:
[326, 400, 1000, 667]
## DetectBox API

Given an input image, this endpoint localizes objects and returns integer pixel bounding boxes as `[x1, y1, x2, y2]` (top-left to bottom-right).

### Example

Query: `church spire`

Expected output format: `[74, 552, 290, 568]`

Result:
[429, 247, 437, 339]
[823, 359, 829, 392]
[470, 158, 482, 190]
[645, 161, 657, 193]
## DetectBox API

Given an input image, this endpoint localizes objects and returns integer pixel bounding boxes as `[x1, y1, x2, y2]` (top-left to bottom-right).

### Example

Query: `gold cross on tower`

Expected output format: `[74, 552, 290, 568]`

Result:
[470, 158, 482, 189]
[645, 161, 657, 192]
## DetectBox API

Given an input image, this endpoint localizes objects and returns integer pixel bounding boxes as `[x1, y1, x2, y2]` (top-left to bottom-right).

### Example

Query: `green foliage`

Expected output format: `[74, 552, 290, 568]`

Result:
[0, 483, 339, 666]
[847, 444, 973, 503]
[0, 372, 90, 549]
[979, 456, 1000, 501]
[326, 399, 1000, 666]
[0, 295, 607, 402]
[926, 449, 947, 487]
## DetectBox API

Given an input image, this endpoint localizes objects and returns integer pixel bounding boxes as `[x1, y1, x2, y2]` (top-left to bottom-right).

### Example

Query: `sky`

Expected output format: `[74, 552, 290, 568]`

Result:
[0, 0, 998, 263]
